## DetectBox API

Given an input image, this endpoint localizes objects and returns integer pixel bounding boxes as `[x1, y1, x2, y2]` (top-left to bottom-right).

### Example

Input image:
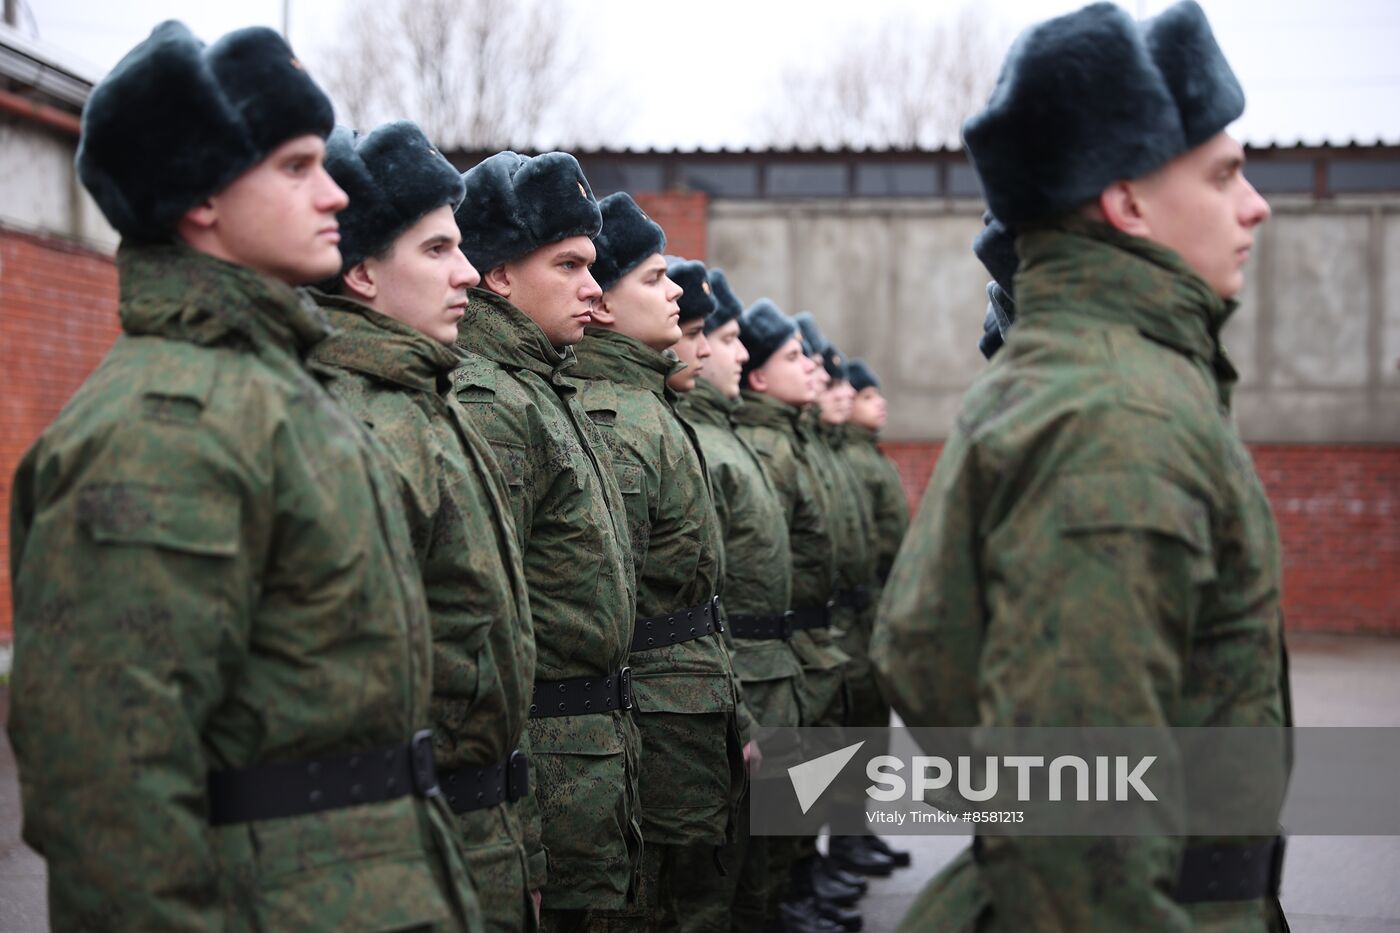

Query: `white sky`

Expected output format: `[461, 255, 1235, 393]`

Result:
[20, 0, 1400, 149]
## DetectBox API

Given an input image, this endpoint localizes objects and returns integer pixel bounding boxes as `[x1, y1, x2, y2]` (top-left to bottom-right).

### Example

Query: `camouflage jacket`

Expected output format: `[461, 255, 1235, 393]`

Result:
[733, 391, 847, 676]
[450, 288, 641, 910]
[306, 293, 543, 887]
[572, 329, 743, 846]
[872, 221, 1290, 932]
[679, 378, 804, 730]
[810, 419, 878, 639]
[7, 244, 479, 931]
[841, 425, 910, 587]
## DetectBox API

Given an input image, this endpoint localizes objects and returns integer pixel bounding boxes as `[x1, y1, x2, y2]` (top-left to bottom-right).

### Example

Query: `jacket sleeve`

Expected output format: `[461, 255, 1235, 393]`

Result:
[7, 422, 254, 931]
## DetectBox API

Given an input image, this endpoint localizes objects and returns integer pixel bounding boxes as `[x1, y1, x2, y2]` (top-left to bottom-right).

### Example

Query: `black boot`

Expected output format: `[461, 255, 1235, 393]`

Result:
[827, 835, 895, 877]
[779, 897, 845, 933]
[815, 854, 868, 895]
[793, 856, 862, 907]
[859, 834, 912, 868]
[813, 897, 863, 932]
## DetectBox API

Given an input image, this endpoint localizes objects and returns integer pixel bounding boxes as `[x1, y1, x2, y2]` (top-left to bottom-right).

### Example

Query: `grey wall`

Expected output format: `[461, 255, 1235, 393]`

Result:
[709, 197, 1400, 443]
[0, 121, 117, 252]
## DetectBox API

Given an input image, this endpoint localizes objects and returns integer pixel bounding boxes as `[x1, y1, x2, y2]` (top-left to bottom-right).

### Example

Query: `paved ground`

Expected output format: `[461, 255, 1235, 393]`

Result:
[3, 633, 1399, 931]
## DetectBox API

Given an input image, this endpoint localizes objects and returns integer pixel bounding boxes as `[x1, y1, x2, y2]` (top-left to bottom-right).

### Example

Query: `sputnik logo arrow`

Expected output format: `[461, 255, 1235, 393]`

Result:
[788, 741, 866, 815]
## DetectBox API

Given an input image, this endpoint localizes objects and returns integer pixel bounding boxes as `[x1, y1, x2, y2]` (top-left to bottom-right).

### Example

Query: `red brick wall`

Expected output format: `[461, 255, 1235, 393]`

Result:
[1, 226, 120, 641]
[634, 191, 709, 262]
[879, 441, 1400, 636]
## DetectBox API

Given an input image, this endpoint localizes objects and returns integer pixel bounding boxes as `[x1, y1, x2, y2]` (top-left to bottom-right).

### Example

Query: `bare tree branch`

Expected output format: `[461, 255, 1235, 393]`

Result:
[312, 0, 628, 150]
[759, 7, 1008, 149]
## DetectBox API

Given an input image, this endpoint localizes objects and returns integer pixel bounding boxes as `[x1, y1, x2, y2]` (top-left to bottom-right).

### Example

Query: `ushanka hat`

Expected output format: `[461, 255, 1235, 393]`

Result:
[739, 299, 798, 382]
[665, 256, 715, 323]
[76, 20, 335, 241]
[963, 0, 1244, 226]
[323, 121, 464, 271]
[593, 194, 667, 292]
[847, 359, 879, 392]
[823, 345, 848, 383]
[793, 311, 829, 358]
[455, 150, 601, 273]
[973, 211, 1019, 359]
[705, 268, 743, 334]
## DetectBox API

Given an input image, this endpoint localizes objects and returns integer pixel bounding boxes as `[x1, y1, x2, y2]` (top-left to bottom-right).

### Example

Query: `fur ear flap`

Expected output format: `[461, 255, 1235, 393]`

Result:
[592, 194, 666, 293]
[456, 151, 602, 273]
[962, 1, 1243, 226]
[665, 256, 716, 323]
[324, 121, 464, 271]
[77, 20, 334, 241]
[739, 299, 799, 381]
[704, 268, 744, 334]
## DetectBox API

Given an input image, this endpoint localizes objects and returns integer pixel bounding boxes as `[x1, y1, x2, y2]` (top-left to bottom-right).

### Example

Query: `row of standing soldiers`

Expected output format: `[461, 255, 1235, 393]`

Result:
[7, 20, 907, 933]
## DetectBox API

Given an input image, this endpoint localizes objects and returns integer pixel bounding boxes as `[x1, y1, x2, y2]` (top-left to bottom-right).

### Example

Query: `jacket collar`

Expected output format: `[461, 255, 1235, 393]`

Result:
[307, 290, 459, 393]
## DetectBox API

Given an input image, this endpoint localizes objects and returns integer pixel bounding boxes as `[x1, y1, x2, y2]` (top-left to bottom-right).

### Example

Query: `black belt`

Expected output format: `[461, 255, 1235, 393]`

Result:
[728, 611, 794, 640]
[439, 750, 530, 814]
[207, 730, 438, 826]
[530, 668, 633, 718]
[833, 585, 872, 611]
[1174, 837, 1285, 903]
[632, 595, 723, 651]
[789, 602, 834, 631]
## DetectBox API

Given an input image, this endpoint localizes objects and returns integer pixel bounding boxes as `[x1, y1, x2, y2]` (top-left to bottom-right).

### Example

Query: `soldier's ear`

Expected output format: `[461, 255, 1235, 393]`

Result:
[591, 293, 618, 326]
[482, 262, 512, 298]
[1097, 181, 1151, 238]
[342, 261, 377, 301]
[748, 368, 768, 393]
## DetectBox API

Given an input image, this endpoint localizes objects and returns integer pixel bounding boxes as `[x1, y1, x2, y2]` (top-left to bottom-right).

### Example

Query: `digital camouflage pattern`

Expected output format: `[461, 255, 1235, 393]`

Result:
[6, 243, 480, 931]
[678, 377, 803, 734]
[451, 288, 642, 912]
[733, 391, 848, 729]
[307, 293, 540, 931]
[572, 330, 742, 846]
[842, 424, 910, 588]
[679, 377, 806, 933]
[872, 220, 1290, 932]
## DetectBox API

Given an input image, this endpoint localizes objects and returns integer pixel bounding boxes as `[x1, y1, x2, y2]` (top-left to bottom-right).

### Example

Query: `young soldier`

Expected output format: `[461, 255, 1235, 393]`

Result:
[842, 360, 910, 616]
[733, 302, 862, 931]
[675, 268, 811, 933]
[873, 2, 1288, 929]
[307, 122, 540, 931]
[7, 23, 480, 930]
[451, 152, 641, 931]
[569, 197, 744, 931]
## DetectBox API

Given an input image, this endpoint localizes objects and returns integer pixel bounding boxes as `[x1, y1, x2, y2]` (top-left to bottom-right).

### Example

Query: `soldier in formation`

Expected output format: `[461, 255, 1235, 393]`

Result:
[8, 2, 1287, 931]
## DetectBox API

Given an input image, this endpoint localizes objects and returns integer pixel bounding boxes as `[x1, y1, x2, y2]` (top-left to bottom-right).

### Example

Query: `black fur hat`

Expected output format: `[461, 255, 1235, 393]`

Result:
[847, 359, 880, 392]
[823, 345, 848, 383]
[793, 311, 829, 358]
[593, 193, 667, 292]
[455, 150, 601, 273]
[324, 121, 465, 271]
[665, 256, 715, 323]
[963, 1, 1243, 226]
[76, 20, 335, 241]
[739, 299, 798, 383]
[705, 268, 743, 334]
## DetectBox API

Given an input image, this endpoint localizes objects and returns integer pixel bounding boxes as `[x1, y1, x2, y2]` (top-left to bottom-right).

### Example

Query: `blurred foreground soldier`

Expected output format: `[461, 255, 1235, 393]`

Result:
[872, 3, 1289, 930]
[308, 122, 540, 931]
[733, 302, 858, 932]
[7, 23, 481, 930]
[570, 198, 744, 931]
[677, 266, 808, 932]
[452, 152, 642, 931]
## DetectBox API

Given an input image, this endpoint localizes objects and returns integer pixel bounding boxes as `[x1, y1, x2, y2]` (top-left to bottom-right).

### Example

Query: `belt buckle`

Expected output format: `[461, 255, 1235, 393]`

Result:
[619, 666, 633, 711]
[781, 610, 796, 639]
[711, 594, 724, 632]
[409, 729, 441, 798]
[506, 749, 530, 802]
